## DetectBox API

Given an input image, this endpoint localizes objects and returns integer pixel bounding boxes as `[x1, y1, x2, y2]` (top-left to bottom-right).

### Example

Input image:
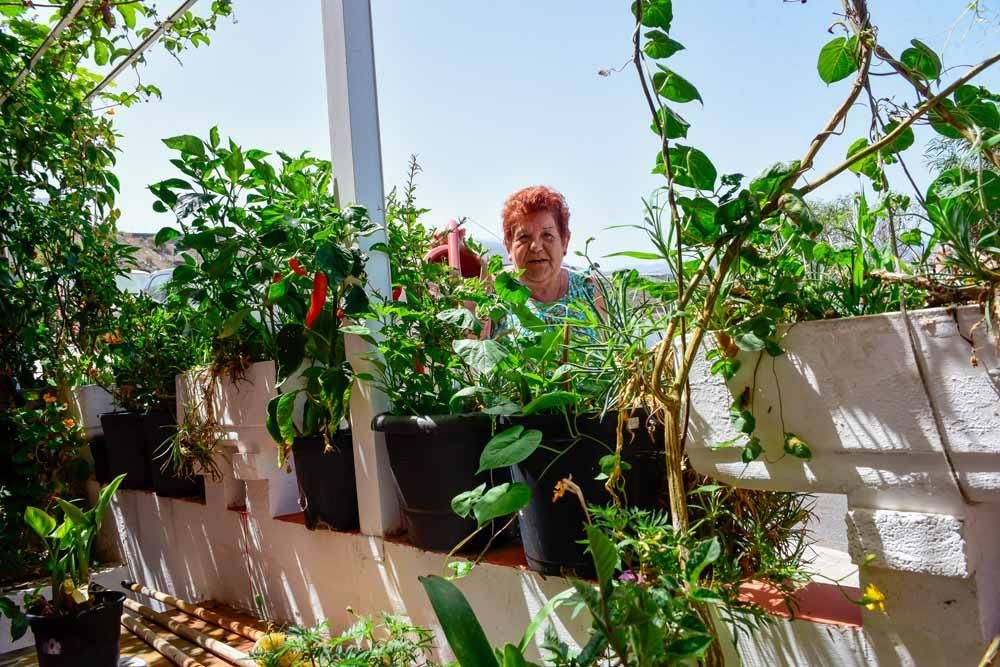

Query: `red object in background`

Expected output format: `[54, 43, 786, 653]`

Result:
[423, 220, 484, 279]
[289, 258, 307, 277]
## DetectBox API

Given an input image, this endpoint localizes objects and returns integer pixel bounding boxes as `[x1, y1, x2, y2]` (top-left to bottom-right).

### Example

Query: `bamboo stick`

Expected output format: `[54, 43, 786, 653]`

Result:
[123, 580, 265, 642]
[121, 612, 208, 667]
[122, 597, 252, 666]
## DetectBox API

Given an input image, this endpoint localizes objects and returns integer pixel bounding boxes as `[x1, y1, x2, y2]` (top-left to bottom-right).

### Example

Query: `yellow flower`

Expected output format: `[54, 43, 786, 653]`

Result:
[253, 632, 301, 666]
[552, 479, 568, 503]
[861, 583, 886, 612]
[62, 418, 76, 430]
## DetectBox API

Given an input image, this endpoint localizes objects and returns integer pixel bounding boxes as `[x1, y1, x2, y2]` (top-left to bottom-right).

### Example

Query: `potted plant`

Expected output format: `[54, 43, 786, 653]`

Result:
[100, 292, 202, 497]
[263, 193, 374, 531]
[0, 474, 127, 666]
[356, 168, 512, 552]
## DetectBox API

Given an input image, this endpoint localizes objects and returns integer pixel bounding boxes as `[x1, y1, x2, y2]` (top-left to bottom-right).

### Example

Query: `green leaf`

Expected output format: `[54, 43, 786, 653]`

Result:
[501, 644, 530, 667]
[749, 161, 800, 202]
[742, 437, 763, 463]
[223, 146, 245, 182]
[473, 482, 532, 526]
[218, 308, 251, 339]
[56, 499, 86, 526]
[817, 35, 859, 84]
[10, 613, 28, 641]
[162, 135, 206, 157]
[93, 39, 110, 66]
[154, 226, 181, 246]
[451, 483, 487, 519]
[657, 145, 717, 191]
[666, 633, 714, 658]
[731, 410, 756, 434]
[734, 332, 766, 352]
[521, 390, 579, 416]
[517, 588, 575, 653]
[783, 432, 813, 460]
[419, 576, 500, 667]
[650, 105, 689, 139]
[24, 507, 56, 539]
[685, 537, 721, 584]
[266, 396, 283, 444]
[643, 30, 684, 59]
[880, 120, 915, 155]
[494, 272, 531, 305]
[928, 99, 964, 139]
[436, 307, 482, 334]
[478, 426, 543, 472]
[901, 39, 941, 80]
[316, 243, 354, 283]
[343, 285, 369, 316]
[605, 250, 663, 261]
[652, 66, 702, 103]
[94, 474, 126, 529]
[117, 2, 138, 28]
[584, 525, 619, 594]
[453, 339, 507, 375]
[632, 0, 672, 31]
[0, 598, 16, 618]
[276, 392, 298, 445]
[266, 279, 289, 305]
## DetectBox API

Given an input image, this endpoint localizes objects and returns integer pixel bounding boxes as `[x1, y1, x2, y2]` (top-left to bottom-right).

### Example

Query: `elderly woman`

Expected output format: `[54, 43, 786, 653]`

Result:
[500, 185, 602, 335]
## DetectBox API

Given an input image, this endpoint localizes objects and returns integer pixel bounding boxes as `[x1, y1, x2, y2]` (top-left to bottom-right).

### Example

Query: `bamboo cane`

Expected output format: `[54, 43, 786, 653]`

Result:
[121, 612, 208, 667]
[123, 580, 265, 641]
[122, 597, 252, 666]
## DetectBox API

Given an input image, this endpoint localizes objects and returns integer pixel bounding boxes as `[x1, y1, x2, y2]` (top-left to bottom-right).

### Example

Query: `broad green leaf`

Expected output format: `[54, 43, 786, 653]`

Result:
[223, 147, 245, 182]
[685, 537, 722, 584]
[93, 39, 109, 66]
[817, 35, 859, 84]
[643, 30, 684, 59]
[154, 226, 181, 246]
[666, 633, 714, 658]
[521, 390, 579, 416]
[501, 644, 531, 667]
[266, 279, 289, 305]
[749, 161, 800, 202]
[584, 525, 619, 594]
[742, 437, 763, 463]
[453, 339, 507, 375]
[316, 243, 354, 283]
[494, 272, 531, 305]
[783, 433, 813, 460]
[632, 0, 672, 31]
[419, 576, 500, 667]
[731, 410, 756, 434]
[218, 308, 251, 339]
[437, 307, 482, 334]
[56, 499, 86, 526]
[473, 482, 532, 526]
[650, 105, 689, 139]
[10, 613, 28, 641]
[0, 598, 16, 618]
[928, 99, 964, 139]
[266, 396, 283, 444]
[451, 483, 487, 518]
[652, 66, 702, 103]
[343, 284, 369, 316]
[276, 392, 298, 445]
[478, 426, 543, 472]
[901, 39, 941, 80]
[734, 332, 766, 352]
[95, 474, 126, 528]
[656, 145, 717, 191]
[117, 2, 138, 28]
[518, 588, 575, 652]
[162, 134, 206, 157]
[24, 507, 56, 539]
[880, 120, 915, 155]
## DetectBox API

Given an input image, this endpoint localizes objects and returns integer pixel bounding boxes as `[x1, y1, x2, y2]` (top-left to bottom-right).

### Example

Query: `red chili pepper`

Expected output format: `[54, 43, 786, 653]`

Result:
[289, 258, 307, 277]
[272, 272, 283, 283]
[305, 273, 328, 329]
[336, 308, 345, 320]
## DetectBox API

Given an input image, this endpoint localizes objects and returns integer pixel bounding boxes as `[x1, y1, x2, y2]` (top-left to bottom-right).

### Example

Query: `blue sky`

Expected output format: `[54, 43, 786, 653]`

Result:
[112, 1, 999, 267]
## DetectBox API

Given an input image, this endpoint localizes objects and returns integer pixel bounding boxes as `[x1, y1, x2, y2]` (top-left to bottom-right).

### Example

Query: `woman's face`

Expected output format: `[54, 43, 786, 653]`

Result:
[506, 211, 569, 285]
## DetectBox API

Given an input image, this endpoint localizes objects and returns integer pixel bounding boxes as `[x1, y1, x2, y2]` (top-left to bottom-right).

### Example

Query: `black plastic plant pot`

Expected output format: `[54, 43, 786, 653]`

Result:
[506, 411, 664, 579]
[98, 411, 151, 489]
[291, 430, 360, 531]
[89, 436, 112, 485]
[142, 411, 204, 499]
[27, 590, 125, 667]
[373, 413, 509, 554]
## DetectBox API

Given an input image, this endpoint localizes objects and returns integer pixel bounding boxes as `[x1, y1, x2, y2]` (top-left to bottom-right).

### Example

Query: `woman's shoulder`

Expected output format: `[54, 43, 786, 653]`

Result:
[565, 268, 595, 298]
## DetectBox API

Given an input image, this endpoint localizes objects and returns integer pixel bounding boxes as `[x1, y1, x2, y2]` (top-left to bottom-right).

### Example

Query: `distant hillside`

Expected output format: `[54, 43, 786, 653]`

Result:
[118, 232, 182, 272]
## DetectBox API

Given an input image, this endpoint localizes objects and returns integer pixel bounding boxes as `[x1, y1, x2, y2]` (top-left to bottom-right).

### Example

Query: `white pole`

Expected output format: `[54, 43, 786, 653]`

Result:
[320, 0, 402, 536]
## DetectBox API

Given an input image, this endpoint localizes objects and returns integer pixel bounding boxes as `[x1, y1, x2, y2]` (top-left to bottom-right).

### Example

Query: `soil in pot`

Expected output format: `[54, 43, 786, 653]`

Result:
[507, 410, 664, 578]
[142, 411, 204, 499]
[98, 411, 151, 489]
[27, 590, 125, 667]
[374, 413, 510, 553]
[292, 430, 360, 531]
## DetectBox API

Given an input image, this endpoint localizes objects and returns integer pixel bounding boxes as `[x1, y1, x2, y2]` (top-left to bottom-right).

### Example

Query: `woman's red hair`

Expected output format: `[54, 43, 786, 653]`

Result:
[502, 186, 570, 245]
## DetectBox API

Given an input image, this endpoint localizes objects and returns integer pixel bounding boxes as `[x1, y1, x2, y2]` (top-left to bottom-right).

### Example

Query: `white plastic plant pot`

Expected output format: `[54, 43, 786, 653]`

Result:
[175, 360, 300, 517]
[68, 384, 116, 440]
[686, 305, 1000, 514]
